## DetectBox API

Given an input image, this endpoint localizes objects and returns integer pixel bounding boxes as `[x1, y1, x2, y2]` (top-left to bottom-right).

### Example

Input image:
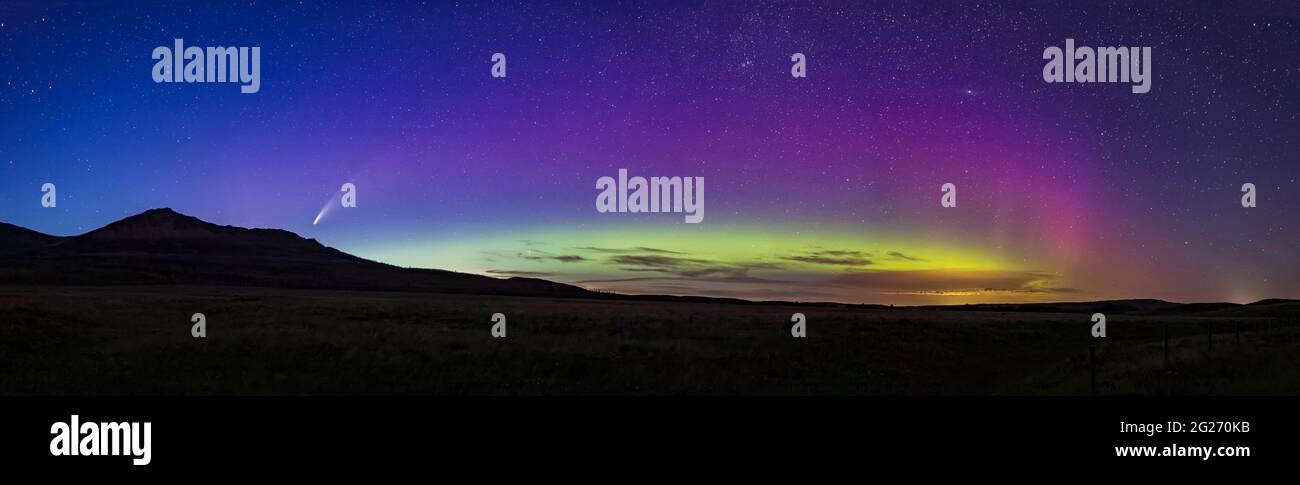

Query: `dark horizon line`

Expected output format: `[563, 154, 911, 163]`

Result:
[3, 207, 1296, 310]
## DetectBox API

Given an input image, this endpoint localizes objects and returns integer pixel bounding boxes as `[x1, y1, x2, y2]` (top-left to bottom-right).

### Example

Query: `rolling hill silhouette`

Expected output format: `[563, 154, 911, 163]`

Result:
[0, 221, 58, 251]
[1, 208, 1295, 313]
[0, 208, 593, 297]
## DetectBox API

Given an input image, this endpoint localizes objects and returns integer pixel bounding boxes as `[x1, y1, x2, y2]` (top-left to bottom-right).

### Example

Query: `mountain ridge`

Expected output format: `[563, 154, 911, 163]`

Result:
[0, 208, 592, 298]
[1, 208, 1296, 312]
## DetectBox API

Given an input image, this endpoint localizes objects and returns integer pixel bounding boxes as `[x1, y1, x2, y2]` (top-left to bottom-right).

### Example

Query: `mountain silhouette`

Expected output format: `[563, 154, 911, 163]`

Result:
[2, 209, 1295, 311]
[0, 208, 593, 297]
[0, 221, 58, 252]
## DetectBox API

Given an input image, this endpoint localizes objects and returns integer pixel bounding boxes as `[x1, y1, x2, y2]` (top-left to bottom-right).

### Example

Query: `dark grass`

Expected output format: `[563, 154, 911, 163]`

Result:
[2, 285, 1298, 395]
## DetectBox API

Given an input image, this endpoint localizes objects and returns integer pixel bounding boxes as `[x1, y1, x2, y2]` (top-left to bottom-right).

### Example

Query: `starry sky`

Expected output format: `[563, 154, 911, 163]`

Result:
[1, 1, 1297, 304]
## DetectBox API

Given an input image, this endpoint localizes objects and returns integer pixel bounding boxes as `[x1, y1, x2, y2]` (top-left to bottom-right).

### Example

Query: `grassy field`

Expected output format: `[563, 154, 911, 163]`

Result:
[2, 285, 1299, 395]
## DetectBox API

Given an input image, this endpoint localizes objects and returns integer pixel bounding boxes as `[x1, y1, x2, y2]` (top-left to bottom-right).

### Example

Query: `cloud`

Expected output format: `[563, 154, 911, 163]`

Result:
[883, 286, 1080, 296]
[783, 249, 872, 266]
[1031, 285, 1079, 294]
[602, 252, 789, 284]
[513, 249, 587, 263]
[677, 267, 736, 277]
[573, 276, 670, 284]
[831, 269, 1069, 294]
[886, 251, 927, 262]
[486, 269, 558, 277]
[815, 249, 872, 257]
[575, 273, 790, 285]
[739, 261, 785, 270]
[785, 255, 872, 265]
[493, 240, 1081, 303]
[573, 246, 685, 254]
[609, 254, 710, 270]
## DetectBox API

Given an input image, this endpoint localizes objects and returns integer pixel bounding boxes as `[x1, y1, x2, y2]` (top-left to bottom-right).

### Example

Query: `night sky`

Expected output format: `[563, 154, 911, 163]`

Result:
[2, 1, 1297, 304]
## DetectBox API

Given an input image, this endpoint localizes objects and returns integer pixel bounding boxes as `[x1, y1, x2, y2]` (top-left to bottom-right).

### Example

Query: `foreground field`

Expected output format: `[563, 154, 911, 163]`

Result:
[2, 285, 1299, 395]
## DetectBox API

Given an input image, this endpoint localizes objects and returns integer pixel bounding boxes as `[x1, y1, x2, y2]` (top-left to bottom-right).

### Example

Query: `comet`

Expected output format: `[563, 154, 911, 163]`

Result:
[312, 193, 339, 225]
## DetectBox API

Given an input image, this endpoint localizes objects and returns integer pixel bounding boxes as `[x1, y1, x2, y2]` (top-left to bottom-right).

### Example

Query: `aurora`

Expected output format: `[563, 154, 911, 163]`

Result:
[1, 1, 1295, 306]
